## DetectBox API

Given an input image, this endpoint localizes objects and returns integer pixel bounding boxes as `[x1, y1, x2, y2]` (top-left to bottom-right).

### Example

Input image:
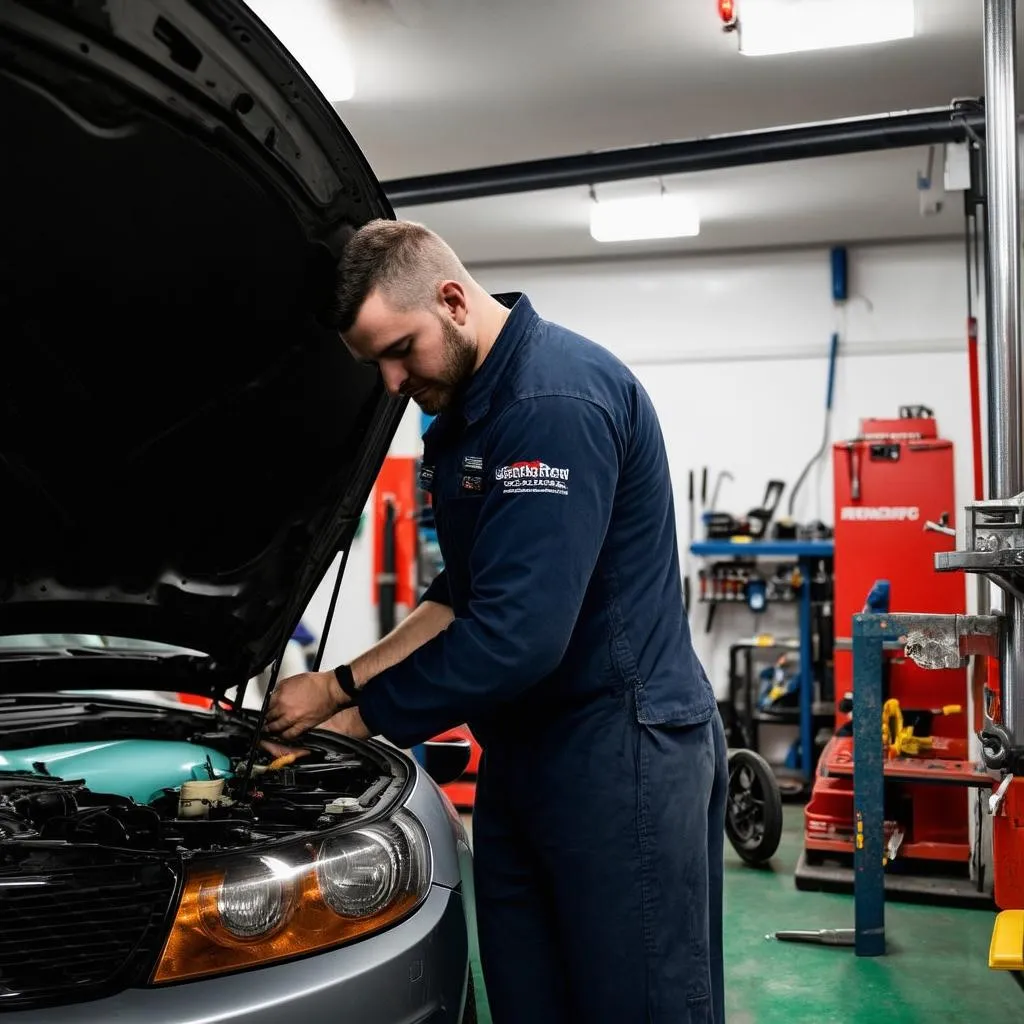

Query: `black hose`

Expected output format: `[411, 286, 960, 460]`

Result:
[787, 332, 840, 518]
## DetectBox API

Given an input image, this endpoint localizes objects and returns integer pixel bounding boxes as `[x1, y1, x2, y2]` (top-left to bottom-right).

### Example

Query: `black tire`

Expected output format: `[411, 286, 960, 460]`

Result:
[725, 748, 784, 866]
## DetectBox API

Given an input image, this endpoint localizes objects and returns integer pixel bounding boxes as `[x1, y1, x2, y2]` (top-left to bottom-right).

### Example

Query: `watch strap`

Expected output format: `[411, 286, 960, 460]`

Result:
[332, 663, 360, 707]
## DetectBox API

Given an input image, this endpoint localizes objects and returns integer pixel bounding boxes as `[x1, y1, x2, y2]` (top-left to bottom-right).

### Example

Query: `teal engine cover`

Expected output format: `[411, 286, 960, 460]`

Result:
[0, 740, 233, 805]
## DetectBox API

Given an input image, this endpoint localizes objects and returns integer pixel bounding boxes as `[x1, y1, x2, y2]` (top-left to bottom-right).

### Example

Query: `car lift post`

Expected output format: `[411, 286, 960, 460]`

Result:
[851, 612, 887, 956]
[982, 0, 1024, 751]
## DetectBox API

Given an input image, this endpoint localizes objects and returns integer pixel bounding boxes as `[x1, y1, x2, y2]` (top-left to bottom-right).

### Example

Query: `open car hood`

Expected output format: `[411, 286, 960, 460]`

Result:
[0, 0, 404, 694]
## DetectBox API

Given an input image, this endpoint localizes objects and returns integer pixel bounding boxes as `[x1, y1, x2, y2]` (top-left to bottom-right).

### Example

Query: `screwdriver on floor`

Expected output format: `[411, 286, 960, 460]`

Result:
[768, 929, 855, 946]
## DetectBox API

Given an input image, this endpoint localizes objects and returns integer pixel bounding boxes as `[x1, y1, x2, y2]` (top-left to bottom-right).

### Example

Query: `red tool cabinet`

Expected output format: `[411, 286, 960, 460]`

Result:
[804, 409, 971, 866]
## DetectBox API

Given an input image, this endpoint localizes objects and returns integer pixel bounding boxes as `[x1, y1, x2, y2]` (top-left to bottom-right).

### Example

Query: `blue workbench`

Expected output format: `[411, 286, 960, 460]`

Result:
[690, 539, 835, 781]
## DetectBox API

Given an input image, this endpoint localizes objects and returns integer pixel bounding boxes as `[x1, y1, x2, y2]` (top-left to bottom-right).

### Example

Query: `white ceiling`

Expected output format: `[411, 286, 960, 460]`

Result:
[262, 0, 1005, 261]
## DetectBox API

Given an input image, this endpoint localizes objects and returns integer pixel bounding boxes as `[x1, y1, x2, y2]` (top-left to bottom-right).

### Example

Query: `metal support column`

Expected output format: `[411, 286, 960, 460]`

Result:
[798, 555, 815, 781]
[852, 613, 886, 957]
[983, 0, 1024, 745]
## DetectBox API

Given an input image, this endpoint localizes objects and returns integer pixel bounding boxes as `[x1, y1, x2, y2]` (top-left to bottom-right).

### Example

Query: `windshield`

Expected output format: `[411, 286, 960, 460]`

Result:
[0, 634, 203, 656]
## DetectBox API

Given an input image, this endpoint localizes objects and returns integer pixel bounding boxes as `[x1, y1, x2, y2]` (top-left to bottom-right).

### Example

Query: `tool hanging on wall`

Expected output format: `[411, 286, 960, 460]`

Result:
[710, 470, 733, 512]
[703, 478, 786, 540]
[699, 560, 803, 633]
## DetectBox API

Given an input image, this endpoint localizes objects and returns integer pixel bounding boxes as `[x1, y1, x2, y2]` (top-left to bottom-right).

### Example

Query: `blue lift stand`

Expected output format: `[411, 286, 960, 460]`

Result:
[851, 611, 889, 956]
[690, 539, 834, 784]
[848, 611, 1001, 955]
[785, 611, 999, 957]
[781, 613, 889, 957]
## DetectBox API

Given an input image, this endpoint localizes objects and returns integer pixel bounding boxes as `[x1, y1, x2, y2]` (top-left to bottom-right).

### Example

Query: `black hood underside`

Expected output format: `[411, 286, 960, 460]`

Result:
[0, 0, 404, 691]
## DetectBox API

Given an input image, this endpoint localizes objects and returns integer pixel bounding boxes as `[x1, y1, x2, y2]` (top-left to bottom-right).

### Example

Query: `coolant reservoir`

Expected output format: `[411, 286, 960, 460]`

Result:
[0, 740, 232, 804]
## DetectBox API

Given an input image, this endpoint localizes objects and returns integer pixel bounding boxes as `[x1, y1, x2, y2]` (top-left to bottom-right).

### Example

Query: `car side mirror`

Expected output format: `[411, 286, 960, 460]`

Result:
[422, 738, 471, 786]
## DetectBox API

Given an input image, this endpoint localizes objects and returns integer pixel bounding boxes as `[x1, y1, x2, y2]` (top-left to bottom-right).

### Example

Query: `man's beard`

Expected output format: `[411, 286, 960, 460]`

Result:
[409, 317, 477, 415]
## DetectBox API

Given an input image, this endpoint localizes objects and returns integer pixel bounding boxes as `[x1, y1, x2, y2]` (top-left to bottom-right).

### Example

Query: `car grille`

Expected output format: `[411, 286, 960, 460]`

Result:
[0, 856, 178, 1011]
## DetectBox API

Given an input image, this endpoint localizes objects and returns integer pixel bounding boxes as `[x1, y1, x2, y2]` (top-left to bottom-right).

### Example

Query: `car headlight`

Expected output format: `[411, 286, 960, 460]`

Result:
[152, 810, 431, 983]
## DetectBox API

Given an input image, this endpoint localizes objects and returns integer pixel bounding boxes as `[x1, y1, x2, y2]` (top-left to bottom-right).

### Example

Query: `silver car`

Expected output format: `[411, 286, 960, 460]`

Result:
[0, 0, 476, 1020]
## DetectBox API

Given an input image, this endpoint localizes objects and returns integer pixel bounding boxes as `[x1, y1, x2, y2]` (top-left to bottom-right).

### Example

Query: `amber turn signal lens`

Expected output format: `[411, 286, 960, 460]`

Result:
[152, 812, 430, 984]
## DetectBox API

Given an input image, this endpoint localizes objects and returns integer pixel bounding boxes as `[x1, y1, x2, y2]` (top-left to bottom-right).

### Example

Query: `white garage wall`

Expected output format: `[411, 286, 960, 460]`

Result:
[305, 239, 981, 701]
[473, 239, 980, 697]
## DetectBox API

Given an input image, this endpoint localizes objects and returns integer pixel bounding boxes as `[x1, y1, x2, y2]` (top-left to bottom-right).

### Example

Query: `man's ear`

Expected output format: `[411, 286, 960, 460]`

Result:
[438, 280, 469, 326]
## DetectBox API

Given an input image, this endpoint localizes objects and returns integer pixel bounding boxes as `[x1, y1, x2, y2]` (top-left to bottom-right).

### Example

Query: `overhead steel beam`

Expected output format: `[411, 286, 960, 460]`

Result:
[382, 104, 985, 207]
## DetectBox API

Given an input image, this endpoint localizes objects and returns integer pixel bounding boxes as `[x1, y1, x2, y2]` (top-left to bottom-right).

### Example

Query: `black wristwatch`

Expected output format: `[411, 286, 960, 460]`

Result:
[332, 663, 360, 707]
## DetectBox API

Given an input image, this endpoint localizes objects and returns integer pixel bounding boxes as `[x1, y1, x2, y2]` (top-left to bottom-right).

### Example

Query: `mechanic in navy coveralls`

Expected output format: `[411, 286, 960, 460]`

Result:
[267, 220, 728, 1024]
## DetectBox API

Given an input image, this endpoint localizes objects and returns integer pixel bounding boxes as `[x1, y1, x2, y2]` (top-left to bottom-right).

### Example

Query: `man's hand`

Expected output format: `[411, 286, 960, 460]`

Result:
[266, 670, 345, 741]
[318, 705, 371, 740]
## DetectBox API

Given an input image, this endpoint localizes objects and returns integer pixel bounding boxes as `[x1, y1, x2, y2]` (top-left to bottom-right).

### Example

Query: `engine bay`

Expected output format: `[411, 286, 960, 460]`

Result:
[0, 696, 405, 857]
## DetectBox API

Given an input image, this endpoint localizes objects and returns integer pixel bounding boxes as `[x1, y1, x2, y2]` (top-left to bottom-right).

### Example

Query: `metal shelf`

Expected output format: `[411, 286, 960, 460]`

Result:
[691, 539, 835, 559]
[693, 542, 834, 781]
[753, 703, 835, 724]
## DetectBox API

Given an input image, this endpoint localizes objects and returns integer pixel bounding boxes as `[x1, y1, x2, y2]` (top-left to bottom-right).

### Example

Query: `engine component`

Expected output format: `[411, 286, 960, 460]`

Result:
[0, 720, 397, 859]
[0, 739, 232, 804]
[247, 755, 385, 825]
[0, 808, 35, 839]
[0, 773, 261, 852]
[178, 777, 228, 818]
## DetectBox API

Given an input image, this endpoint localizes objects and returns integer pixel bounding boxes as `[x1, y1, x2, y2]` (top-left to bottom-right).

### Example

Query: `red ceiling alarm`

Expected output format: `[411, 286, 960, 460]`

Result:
[719, 0, 738, 28]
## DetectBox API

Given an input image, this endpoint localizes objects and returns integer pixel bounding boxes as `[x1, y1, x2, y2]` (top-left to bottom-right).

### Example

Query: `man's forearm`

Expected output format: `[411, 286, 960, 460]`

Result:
[351, 599, 453, 687]
[316, 600, 452, 737]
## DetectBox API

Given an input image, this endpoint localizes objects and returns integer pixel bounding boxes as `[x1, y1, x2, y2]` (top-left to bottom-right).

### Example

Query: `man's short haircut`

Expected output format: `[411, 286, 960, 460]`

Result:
[334, 219, 468, 333]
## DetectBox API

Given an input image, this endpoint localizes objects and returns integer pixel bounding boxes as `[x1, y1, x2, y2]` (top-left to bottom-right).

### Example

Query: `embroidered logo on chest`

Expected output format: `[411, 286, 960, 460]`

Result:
[494, 460, 570, 496]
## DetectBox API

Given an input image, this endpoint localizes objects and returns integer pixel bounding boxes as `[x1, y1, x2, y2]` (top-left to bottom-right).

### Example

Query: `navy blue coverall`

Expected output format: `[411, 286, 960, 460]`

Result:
[358, 294, 728, 1024]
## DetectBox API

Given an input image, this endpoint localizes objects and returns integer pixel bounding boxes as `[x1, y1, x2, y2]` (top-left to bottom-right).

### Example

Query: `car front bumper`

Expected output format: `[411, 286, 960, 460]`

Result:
[7, 884, 469, 1024]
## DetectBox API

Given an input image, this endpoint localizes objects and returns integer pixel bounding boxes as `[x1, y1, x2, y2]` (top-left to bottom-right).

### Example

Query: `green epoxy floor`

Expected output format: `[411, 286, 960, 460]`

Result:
[463, 807, 1024, 1023]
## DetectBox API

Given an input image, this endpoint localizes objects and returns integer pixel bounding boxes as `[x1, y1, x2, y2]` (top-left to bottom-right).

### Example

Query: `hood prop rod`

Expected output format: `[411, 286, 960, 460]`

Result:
[237, 650, 286, 801]
[312, 542, 352, 673]
[238, 542, 355, 800]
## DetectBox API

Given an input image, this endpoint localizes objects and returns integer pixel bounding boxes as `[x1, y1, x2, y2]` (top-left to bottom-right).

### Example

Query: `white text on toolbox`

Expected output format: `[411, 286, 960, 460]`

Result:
[840, 506, 920, 522]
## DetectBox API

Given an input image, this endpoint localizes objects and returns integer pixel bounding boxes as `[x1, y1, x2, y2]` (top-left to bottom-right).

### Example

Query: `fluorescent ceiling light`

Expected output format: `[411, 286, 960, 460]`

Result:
[245, 0, 355, 101]
[589, 195, 700, 243]
[737, 0, 915, 57]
